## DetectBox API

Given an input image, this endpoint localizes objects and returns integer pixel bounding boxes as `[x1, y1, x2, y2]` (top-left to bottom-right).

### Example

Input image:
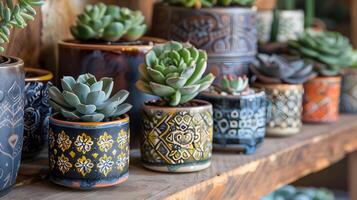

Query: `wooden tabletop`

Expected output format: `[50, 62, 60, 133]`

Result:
[5, 115, 357, 200]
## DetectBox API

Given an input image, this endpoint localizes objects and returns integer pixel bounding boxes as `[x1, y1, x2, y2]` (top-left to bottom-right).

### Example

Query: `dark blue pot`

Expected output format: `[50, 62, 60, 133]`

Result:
[0, 56, 25, 196]
[200, 91, 270, 154]
[23, 68, 53, 159]
[48, 114, 130, 189]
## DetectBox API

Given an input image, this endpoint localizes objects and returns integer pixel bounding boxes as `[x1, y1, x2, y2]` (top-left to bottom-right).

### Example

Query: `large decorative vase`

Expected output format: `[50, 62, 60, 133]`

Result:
[23, 68, 53, 159]
[48, 114, 130, 189]
[200, 91, 270, 154]
[151, 3, 257, 80]
[340, 69, 357, 113]
[58, 37, 163, 147]
[254, 83, 303, 137]
[0, 56, 25, 196]
[257, 10, 304, 43]
[303, 76, 341, 122]
[140, 100, 213, 172]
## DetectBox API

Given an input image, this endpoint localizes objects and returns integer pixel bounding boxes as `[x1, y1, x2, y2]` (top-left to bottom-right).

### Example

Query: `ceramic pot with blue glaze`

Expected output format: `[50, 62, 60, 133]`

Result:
[140, 100, 213, 173]
[23, 68, 53, 159]
[0, 56, 25, 197]
[48, 114, 130, 189]
[200, 91, 270, 154]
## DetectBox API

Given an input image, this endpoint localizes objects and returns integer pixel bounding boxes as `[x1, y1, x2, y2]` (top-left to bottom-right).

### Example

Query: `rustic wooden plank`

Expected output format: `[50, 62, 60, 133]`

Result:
[348, 151, 357, 200]
[4, 115, 357, 200]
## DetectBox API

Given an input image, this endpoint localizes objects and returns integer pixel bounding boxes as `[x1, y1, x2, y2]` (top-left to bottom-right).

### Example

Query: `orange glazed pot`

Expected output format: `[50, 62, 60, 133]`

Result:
[302, 76, 341, 123]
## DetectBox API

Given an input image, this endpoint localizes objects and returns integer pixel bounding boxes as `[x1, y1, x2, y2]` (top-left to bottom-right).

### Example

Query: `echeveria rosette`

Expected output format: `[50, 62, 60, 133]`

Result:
[262, 185, 335, 200]
[136, 41, 215, 106]
[251, 54, 317, 84]
[164, 0, 255, 8]
[289, 30, 354, 76]
[219, 75, 249, 95]
[71, 3, 147, 42]
[49, 73, 132, 122]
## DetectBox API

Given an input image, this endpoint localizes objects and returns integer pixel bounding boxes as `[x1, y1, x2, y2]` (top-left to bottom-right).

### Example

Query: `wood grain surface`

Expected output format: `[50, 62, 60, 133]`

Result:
[5, 114, 357, 200]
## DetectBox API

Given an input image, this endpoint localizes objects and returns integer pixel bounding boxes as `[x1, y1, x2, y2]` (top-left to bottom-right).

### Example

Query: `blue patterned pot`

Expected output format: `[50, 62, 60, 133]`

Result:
[200, 91, 270, 154]
[0, 56, 25, 197]
[23, 68, 53, 159]
[48, 114, 130, 189]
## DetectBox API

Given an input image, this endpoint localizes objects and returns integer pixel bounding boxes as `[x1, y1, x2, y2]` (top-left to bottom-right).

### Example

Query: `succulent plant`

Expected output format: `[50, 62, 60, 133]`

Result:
[0, 0, 44, 52]
[49, 73, 132, 122]
[164, 0, 255, 8]
[289, 30, 354, 76]
[251, 54, 317, 84]
[219, 75, 249, 95]
[262, 185, 335, 200]
[70, 3, 147, 42]
[136, 41, 215, 106]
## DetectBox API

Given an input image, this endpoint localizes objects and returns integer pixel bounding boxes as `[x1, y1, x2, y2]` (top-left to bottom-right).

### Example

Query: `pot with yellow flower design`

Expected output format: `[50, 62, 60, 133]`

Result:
[48, 74, 132, 189]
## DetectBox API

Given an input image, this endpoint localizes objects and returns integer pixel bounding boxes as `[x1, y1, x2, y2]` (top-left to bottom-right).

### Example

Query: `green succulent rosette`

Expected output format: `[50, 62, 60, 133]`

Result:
[164, 0, 255, 8]
[136, 41, 215, 106]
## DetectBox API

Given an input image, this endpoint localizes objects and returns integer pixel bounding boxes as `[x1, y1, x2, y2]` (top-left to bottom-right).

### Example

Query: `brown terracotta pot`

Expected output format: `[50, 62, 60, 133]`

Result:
[303, 76, 341, 123]
[58, 37, 165, 148]
[255, 0, 276, 11]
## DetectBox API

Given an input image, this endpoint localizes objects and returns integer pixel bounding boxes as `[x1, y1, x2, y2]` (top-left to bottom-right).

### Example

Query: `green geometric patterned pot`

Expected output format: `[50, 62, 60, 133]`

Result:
[140, 99, 213, 173]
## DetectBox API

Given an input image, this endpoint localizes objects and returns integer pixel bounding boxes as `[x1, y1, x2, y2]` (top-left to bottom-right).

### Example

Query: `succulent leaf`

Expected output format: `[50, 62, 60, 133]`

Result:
[49, 73, 132, 122]
[136, 41, 215, 106]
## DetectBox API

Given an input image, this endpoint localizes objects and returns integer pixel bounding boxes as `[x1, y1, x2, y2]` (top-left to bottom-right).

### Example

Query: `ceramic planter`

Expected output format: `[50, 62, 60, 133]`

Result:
[257, 10, 304, 43]
[48, 114, 130, 189]
[303, 76, 341, 122]
[255, 83, 303, 137]
[200, 91, 270, 154]
[23, 68, 53, 159]
[140, 100, 213, 172]
[0, 56, 25, 196]
[256, 0, 276, 11]
[58, 37, 164, 147]
[151, 3, 257, 80]
[340, 69, 357, 113]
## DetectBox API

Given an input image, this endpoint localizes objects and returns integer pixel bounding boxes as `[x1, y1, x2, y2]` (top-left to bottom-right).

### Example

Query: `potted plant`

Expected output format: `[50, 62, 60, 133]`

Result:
[136, 41, 215, 172]
[58, 3, 165, 146]
[23, 68, 53, 159]
[48, 73, 132, 189]
[151, 0, 257, 80]
[200, 75, 271, 154]
[0, 0, 43, 196]
[289, 30, 353, 122]
[340, 51, 357, 113]
[251, 54, 316, 136]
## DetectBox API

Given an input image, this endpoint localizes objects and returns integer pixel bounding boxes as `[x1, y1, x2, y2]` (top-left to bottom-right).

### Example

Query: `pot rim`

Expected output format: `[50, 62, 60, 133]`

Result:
[156, 2, 256, 12]
[0, 56, 23, 69]
[58, 36, 166, 51]
[200, 90, 266, 99]
[143, 99, 212, 111]
[254, 82, 303, 90]
[50, 113, 129, 127]
[25, 67, 53, 82]
[306, 76, 341, 82]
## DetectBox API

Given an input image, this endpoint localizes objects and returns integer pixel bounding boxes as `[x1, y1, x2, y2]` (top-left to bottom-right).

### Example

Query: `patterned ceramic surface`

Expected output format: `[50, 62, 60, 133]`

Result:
[255, 84, 303, 137]
[23, 68, 53, 158]
[303, 77, 341, 123]
[200, 92, 270, 154]
[49, 115, 130, 189]
[151, 3, 257, 79]
[340, 69, 357, 113]
[0, 56, 25, 196]
[140, 100, 213, 172]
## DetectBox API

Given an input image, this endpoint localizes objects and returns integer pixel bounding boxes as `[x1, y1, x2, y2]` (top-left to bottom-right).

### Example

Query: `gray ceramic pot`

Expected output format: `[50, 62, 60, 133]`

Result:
[340, 68, 357, 113]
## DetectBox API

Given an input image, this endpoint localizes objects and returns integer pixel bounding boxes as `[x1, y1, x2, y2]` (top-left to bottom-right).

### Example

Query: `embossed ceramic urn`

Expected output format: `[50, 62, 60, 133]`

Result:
[0, 56, 25, 196]
[340, 69, 357, 113]
[140, 100, 213, 172]
[151, 3, 257, 80]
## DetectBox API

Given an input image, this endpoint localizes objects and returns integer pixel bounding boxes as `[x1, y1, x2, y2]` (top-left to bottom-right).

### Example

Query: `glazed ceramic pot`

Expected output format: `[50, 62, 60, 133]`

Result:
[200, 91, 270, 154]
[151, 3, 257, 80]
[0, 56, 25, 196]
[257, 10, 304, 43]
[255, 83, 304, 137]
[48, 114, 130, 189]
[23, 68, 53, 159]
[58, 37, 164, 148]
[303, 76, 341, 122]
[340, 69, 357, 113]
[140, 100, 213, 172]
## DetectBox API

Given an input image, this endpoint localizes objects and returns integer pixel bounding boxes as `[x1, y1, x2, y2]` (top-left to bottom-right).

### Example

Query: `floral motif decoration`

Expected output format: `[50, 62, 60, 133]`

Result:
[75, 156, 94, 176]
[117, 129, 129, 150]
[57, 131, 72, 152]
[116, 151, 129, 171]
[97, 154, 114, 176]
[74, 133, 93, 154]
[97, 132, 114, 152]
[57, 154, 72, 174]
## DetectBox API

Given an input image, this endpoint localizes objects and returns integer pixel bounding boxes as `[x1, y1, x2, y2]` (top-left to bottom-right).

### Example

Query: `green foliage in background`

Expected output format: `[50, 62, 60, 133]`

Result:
[0, 0, 44, 52]
[164, 0, 255, 8]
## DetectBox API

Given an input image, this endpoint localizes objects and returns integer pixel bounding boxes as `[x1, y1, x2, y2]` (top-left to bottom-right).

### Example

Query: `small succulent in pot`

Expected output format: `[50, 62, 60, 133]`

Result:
[163, 0, 256, 8]
[48, 73, 132, 189]
[70, 3, 147, 42]
[211, 75, 254, 96]
[136, 41, 215, 172]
